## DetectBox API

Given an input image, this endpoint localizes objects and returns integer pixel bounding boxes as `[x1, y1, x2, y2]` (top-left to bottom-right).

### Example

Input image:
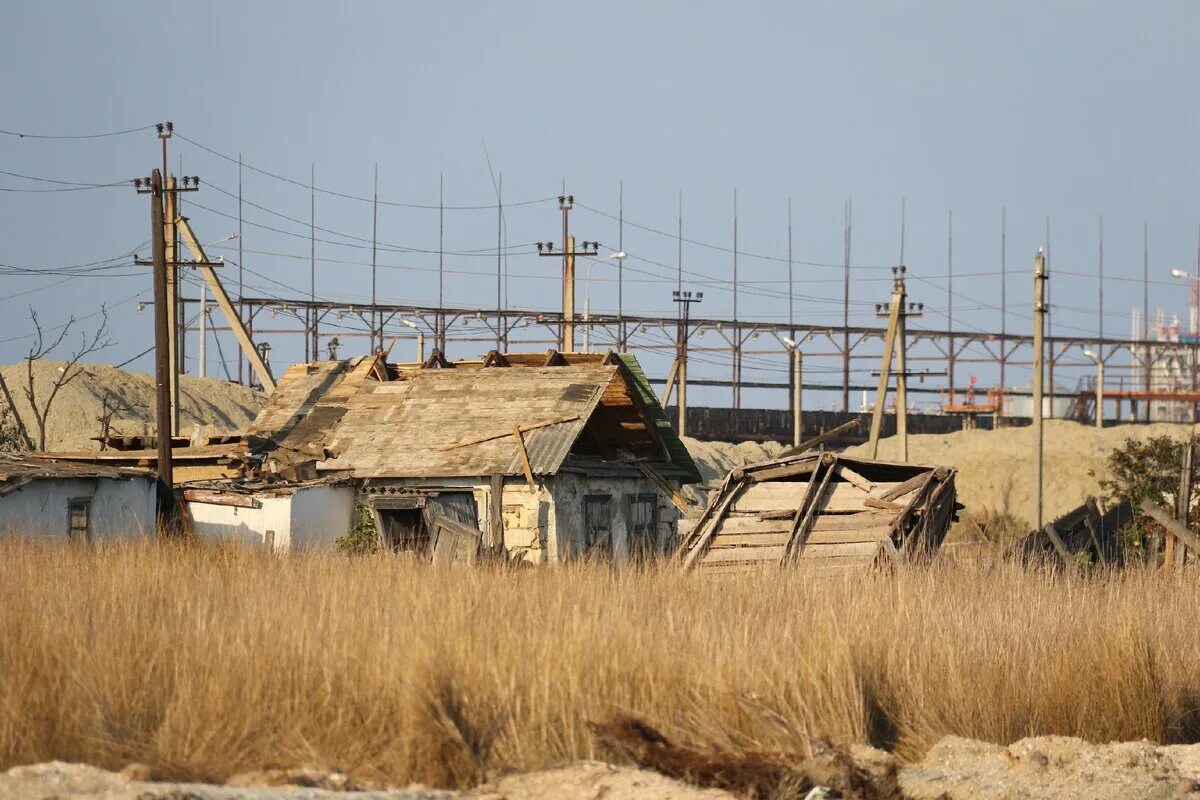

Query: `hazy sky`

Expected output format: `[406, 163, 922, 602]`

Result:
[2, 1, 1197, 408]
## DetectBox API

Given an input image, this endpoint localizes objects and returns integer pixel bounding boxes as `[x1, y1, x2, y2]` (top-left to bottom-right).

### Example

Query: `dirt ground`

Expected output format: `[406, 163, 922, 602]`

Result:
[0, 359, 264, 451]
[7, 736, 1200, 799]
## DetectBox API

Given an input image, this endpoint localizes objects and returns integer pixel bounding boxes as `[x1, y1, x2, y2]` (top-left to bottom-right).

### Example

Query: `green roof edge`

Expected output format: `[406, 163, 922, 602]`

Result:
[617, 353, 702, 484]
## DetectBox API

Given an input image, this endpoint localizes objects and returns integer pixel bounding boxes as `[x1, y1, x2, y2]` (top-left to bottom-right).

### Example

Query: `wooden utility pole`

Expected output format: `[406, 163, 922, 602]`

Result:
[536, 195, 598, 352]
[867, 268, 904, 458]
[1033, 248, 1047, 530]
[137, 170, 174, 513]
[867, 266, 923, 460]
[792, 347, 803, 447]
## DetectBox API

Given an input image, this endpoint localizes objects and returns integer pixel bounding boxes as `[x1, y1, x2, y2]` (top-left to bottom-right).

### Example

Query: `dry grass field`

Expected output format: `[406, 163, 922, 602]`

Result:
[1, 541, 1199, 790]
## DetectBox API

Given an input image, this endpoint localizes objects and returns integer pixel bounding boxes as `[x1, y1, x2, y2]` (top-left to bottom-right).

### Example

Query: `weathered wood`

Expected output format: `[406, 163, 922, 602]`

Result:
[1042, 522, 1071, 560]
[747, 462, 818, 482]
[489, 473, 504, 553]
[703, 544, 788, 564]
[785, 457, 837, 560]
[835, 463, 874, 493]
[733, 481, 898, 514]
[512, 427, 536, 489]
[1141, 499, 1200, 557]
[864, 497, 905, 512]
[877, 472, 930, 502]
[681, 477, 750, 569]
[805, 527, 893, 545]
[811, 511, 896, 532]
[778, 419, 860, 458]
[878, 535, 900, 562]
[439, 415, 581, 451]
[716, 517, 793, 535]
[634, 460, 690, 513]
[181, 489, 262, 509]
[707, 531, 793, 547]
[797, 541, 880, 559]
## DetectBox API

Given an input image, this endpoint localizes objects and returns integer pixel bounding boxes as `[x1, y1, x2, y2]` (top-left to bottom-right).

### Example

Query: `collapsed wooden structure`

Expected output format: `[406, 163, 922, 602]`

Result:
[1017, 496, 1130, 566]
[678, 452, 958, 573]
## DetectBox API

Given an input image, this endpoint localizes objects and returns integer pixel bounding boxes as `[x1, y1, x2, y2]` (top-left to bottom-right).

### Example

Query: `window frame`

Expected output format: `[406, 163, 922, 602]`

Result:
[625, 493, 659, 561]
[582, 493, 613, 556]
[67, 497, 92, 543]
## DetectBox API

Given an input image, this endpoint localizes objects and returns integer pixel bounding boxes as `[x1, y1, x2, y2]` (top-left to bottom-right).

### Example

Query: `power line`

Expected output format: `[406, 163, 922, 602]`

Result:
[0, 124, 156, 140]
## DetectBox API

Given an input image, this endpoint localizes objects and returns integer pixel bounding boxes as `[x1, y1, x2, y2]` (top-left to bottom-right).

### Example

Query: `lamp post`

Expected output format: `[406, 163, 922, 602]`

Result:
[1083, 348, 1103, 428]
[583, 250, 626, 353]
[401, 318, 425, 362]
[1171, 269, 1199, 422]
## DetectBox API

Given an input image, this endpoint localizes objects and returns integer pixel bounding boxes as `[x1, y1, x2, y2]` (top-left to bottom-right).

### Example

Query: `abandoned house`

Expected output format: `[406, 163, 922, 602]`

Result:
[0, 454, 157, 541]
[183, 478, 355, 551]
[244, 350, 702, 563]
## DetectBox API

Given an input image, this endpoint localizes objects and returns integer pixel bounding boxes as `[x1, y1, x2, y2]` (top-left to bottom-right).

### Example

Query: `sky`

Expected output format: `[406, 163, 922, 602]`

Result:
[1, 1, 1198, 411]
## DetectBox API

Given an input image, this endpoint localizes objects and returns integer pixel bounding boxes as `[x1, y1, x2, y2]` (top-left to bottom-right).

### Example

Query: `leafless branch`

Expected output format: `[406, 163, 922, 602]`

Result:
[23, 306, 114, 451]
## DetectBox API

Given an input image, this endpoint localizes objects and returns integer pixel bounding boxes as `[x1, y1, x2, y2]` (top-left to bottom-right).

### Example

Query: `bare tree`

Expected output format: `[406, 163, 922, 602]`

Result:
[23, 306, 113, 451]
[96, 390, 143, 450]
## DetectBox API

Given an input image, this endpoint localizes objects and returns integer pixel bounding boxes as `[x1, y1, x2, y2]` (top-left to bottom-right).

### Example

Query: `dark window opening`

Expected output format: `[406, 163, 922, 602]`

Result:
[583, 495, 612, 556]
[67, 498, 91, 542]
[626, 494, 658, 562]
[379, 508, 429, 553]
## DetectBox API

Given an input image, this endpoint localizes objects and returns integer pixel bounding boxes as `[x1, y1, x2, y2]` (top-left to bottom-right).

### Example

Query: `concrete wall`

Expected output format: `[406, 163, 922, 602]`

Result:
[188, 485, 355, 551]
[0, 477, 156, 541]
[547, 473, 679, 564]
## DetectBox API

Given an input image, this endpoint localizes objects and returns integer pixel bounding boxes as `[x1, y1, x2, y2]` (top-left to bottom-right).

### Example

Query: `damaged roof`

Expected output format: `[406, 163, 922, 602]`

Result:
[1, 454, 153, 494]
[246, 351, 700, 482]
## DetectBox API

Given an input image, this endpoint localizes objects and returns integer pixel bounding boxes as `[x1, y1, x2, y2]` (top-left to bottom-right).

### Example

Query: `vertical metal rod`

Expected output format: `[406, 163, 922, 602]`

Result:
[1045, 217, 1054, 415]
[618, 179, 624, 350]
[792, 348, 803, 448]
[198, 281, 207, 379]
[899, 197, 906, 264]
[787, 198, 794, 416]
[1144, 221, 1151, 421]
[439, 172, 445, 353]
[371, 164, 378, 353]
[999, 207, 1006, 421]
[842, 199, 852, 412]
[1098, 216, 1104, 424]
[237, 154, 244, 384]
[314, 163, 319, 362]
[676, 190, 682, 296]
[496, 172, 503, 350]
[732, 189, 740, 409]
[1033, 249, 1047, 529]
[947, 210, 954, 404]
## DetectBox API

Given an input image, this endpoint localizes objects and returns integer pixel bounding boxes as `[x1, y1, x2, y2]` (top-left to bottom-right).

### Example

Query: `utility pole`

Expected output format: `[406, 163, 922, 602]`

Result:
[673, 289, 702, 436]
[792, 346, 802, 447]
[157, 123, 181, 436]
[999, 207, 1007, 424]
[536, 194, 598, 352]
[1033, 248, 1047, 530]
[134, 168, 204, 522]
[842, 199, 853, 412]
[947, 210, 955, 404]
[371, 164, 379, 354]
[867, 266, 924, 460]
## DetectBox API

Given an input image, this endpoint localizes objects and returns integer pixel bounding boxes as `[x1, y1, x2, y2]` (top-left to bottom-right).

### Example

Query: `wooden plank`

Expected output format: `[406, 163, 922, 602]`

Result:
[864, 497, 905, 512]
[1141, 499, 1200, 556]
[748, 461, 818, 483]
[634, 460, 690, 513]
[805, 527, 892, 545]
[439, 415, 581, 451]
[835, 463, 874, 493]
[785, 457, 837, 560]
[489, 474, 504, 554]
[702, 544, 788, 564]
[798, 541, 880, 559]
[713, 516, 793, 535]
[182, 489, 262, 509]
[512, 427, 536, 489]
[681, 476, 747, 569]
[877, 472, 930, 502]
[811, 511, 896, 532]
[778, 419, 860, 458]
[733, 482, 890, 514]
[1042, 522, 1072, 560]
[708, 532, 793, 547]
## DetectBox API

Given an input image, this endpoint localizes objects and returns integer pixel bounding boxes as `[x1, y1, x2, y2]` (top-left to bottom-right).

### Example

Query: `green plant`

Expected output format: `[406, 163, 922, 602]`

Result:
[336, 501, 380, 555]
[1095, 434, 1198, 549]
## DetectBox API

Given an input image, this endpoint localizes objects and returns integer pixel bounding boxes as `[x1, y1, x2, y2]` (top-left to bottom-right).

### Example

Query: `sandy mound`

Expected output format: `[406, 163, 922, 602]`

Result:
[844, 420, 1200, 528]
[0, 360, 265, 452]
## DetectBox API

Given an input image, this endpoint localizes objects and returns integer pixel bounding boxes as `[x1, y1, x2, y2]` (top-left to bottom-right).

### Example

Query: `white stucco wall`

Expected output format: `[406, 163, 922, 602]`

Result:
[0, 477, 156, 541]
[188, 485, 355, 551]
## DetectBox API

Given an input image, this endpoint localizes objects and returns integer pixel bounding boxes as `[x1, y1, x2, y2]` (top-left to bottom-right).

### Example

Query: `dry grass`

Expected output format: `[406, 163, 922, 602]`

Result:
[2, 541, 1200, 789]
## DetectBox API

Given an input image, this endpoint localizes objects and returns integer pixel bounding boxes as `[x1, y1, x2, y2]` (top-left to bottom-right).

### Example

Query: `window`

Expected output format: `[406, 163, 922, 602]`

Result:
[626, 494, 658, 562]
[582, 495, 612, 556]
[67, 498, 91, 542]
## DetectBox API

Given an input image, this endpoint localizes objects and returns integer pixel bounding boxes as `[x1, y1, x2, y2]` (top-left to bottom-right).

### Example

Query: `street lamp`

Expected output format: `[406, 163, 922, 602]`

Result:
[583, 250, 627, 353]
[401, 318, 425, 362]
[1082, 348, 1103, 429]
